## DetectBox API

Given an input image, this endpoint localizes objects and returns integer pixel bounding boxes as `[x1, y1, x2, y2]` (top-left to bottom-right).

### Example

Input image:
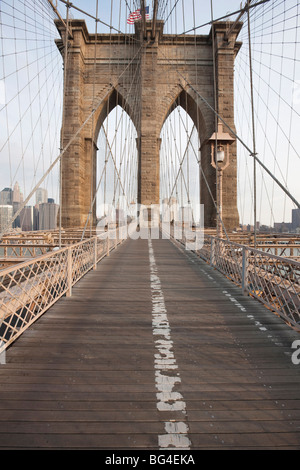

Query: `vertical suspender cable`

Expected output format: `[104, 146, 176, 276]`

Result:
[88, 0, 99, 238]
[60, 0, 70, 248]
[210, 0, 221, 238]
[247, 0, 257, 248]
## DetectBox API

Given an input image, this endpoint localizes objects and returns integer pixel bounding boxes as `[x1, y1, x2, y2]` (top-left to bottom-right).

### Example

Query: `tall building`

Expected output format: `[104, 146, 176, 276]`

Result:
[0, 205, 13, 232]
[20, 206, 38, 232]
[12, 182, 21, 203]
[292, 209, 300, 231]
[12, 202, 21, 228]
[36, 188, 48, 205]
[0, 188, 12, 205]
[38, 202, 59, 230]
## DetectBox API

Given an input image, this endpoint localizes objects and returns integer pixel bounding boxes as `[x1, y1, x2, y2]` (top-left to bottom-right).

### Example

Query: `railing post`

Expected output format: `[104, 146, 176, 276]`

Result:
[107, 230, 110, 257]
[66, 247, 72, 297]
[210, 237, 215, 267]
[93, 236, 97, 270]
[242, 247, 248, 295]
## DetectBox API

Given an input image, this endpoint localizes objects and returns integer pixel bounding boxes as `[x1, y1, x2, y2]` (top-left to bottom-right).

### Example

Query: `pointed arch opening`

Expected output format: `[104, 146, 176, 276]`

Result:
[160, 104, 201, 225]
[95, 104, 138, 224]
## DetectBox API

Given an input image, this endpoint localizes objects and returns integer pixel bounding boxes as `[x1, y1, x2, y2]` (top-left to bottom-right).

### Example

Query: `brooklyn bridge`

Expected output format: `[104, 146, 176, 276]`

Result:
[0, 0, 299, 450]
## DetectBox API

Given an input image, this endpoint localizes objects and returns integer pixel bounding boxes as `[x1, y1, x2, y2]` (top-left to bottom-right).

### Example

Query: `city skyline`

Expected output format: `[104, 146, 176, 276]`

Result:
[0, 183, 59, 232]
[0, 180, 299, 234]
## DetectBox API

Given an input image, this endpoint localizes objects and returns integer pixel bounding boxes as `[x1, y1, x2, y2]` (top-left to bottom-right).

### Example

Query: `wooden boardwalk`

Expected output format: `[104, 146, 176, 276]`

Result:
[0, 236, 300, 450]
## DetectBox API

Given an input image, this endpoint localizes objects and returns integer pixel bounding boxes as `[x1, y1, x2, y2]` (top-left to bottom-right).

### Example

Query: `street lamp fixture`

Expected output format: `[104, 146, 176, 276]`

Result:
[209, 122, 235, 170]
[209, 122, 235, 236]
[216, 145, 225, 163]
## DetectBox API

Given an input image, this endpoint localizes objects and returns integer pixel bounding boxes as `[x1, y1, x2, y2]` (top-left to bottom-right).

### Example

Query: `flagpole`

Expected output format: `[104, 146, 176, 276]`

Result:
[152, 0, 158, 39]
[141, 0, 146, 38]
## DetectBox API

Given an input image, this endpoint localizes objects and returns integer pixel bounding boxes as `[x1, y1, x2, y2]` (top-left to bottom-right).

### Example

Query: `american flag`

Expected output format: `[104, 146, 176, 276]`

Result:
[127, 6, 150, 24]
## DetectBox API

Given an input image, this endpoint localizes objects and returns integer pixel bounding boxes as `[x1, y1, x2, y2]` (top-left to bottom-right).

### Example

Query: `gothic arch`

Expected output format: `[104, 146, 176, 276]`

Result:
[159, 87, 214, 147]
[93, 87, 139, 145]
[158, 86, 217, 225]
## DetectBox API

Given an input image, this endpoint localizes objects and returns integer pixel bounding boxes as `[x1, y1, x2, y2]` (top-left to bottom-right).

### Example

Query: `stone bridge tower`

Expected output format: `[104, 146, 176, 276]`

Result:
[55, 18, 242, 230]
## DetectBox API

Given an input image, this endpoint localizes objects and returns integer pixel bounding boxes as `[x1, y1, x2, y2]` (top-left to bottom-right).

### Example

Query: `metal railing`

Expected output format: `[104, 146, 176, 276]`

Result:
[196, 236, 300, 331]
[0, 227, 127, 354]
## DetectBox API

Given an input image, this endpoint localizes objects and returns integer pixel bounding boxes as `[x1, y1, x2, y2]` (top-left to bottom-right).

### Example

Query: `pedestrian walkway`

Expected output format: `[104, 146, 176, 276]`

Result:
[0, 236, 299, 449]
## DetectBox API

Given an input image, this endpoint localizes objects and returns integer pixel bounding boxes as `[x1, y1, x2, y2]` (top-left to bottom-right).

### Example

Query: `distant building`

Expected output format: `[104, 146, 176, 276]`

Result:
[0, 205, 13, 232]
[12, 182, 21, 203]
[292, 209, 300, 231]
[259, 224, 272, 233]
[12, 202, 21, 228]
[38, 202, 59, 230]
[0, 188, 12, 205]
[36, 188, 48, 206]
[273, 222, 292, 233]
[20, 206, 38, 231]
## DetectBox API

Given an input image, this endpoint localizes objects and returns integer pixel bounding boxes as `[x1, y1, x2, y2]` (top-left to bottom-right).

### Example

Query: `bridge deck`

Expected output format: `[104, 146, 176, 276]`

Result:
[0, 237, 300, 450]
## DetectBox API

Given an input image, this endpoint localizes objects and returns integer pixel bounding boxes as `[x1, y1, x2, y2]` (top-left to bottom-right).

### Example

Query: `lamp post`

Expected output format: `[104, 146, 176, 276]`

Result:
[209, 122, 235, 237]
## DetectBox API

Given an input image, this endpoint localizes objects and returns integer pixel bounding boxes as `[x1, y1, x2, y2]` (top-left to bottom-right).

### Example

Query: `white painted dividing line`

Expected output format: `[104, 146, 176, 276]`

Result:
[148, 237, 191, 450]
